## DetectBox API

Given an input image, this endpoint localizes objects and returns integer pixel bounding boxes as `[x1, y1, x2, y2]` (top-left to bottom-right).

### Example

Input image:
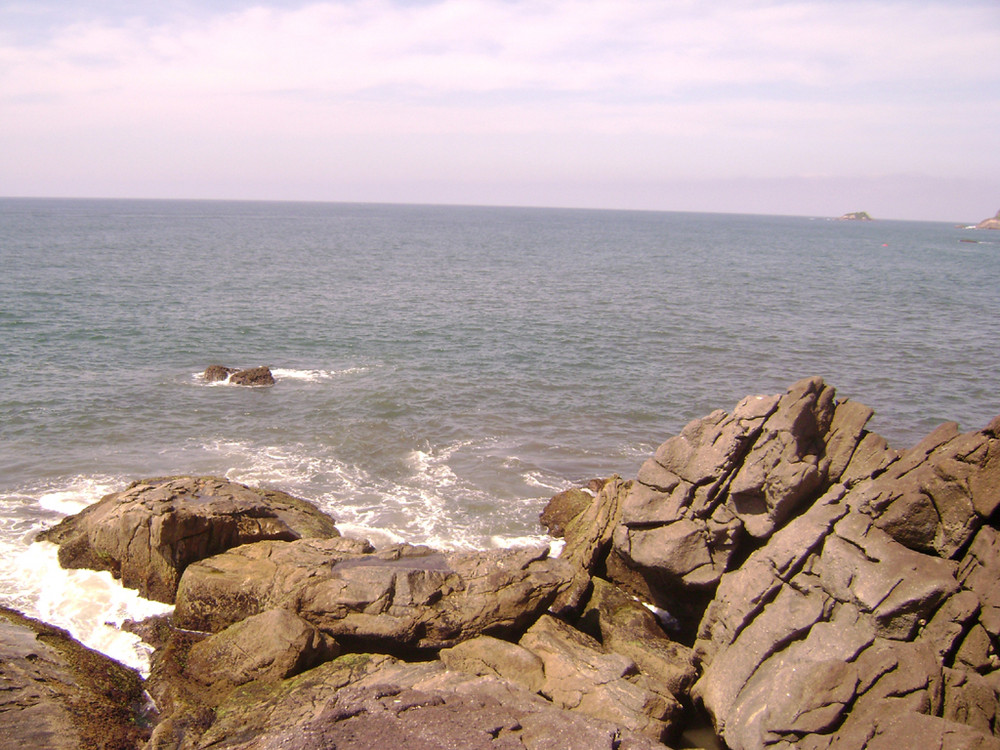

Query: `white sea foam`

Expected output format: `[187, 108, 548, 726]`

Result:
[36, 475, 121, 516]
[5, 542, 172, 675]
[271, 367, 368, 382]
[488, 533, 553, 551]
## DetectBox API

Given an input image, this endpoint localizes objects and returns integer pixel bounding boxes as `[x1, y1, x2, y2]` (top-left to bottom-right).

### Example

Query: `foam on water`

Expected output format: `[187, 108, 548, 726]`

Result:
[0, 476, 172, 675]
[10, 542, 172, 675]
[271, 367, 370, 382]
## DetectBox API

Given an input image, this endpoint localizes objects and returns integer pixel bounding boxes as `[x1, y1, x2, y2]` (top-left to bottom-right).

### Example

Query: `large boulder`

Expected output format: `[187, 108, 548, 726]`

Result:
[184, 608, 340, 687]
[0, 606, 149, 750]
[173, 539, 573, 651]
[36, 476, 340, 603]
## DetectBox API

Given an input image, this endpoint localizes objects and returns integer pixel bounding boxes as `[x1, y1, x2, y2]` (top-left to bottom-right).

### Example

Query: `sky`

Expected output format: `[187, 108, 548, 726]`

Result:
[1, 0, 998, 221]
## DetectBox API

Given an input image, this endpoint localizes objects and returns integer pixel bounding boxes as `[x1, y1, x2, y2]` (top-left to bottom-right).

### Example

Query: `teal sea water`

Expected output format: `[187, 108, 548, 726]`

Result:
[1, 197, 998, 669]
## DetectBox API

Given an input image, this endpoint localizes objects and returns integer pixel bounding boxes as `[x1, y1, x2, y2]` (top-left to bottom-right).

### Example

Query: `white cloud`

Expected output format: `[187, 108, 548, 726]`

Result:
[0, 0, 998, 213]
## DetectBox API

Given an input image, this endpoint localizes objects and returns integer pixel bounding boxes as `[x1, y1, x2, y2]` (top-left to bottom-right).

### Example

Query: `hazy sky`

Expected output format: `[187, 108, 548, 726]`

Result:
[2, 0, 998, 220]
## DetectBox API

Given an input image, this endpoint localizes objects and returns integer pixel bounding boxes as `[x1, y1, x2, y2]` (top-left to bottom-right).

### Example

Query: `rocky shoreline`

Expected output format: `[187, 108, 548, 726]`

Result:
[2, 376, 998, 749]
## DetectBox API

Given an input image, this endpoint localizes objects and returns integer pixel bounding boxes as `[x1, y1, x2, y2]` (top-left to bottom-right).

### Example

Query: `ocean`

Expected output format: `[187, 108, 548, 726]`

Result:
[1, 197, 998, 672]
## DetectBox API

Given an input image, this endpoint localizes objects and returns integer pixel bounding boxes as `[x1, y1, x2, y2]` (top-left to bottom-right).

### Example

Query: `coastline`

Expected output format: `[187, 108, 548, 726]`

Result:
[5, 377, 999, 749]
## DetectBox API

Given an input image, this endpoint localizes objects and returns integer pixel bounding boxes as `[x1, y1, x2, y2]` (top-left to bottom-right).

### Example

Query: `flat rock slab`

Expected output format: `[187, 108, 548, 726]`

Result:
[37, 475, 339, 603]
[182, 653, 672, 750]
[174, 539, 573, 651]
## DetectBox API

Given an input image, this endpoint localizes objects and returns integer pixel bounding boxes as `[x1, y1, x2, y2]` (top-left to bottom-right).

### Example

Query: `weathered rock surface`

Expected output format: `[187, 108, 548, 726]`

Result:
[0, 606, 149, 750]
[153, 652, 671, 750]
[203, 364, 275, 385]
[173, 538, 573, 651]
[651, 383, 1000, 750]
[37, 476, 339, 603]
[519, 614, 682, 742]
[613, 377, 868, 593]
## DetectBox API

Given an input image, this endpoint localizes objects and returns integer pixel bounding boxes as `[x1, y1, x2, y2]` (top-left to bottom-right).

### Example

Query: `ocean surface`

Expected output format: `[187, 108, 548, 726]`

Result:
[2, 197, 998, 672]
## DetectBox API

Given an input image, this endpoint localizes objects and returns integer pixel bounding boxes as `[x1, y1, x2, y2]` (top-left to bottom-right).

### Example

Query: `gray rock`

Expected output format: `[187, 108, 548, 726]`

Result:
[614, 377, 873, 592]
[36, 475, 340, 603]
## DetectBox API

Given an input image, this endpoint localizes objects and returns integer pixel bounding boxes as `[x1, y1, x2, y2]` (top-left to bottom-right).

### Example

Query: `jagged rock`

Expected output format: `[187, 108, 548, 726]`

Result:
[228, 365, 275, 386]
[685, 402, 1000, 750]
[173, 539, 573, 651]
[958, 525, 1000, 637]
[154, 652, 671, 750]
[184, 609, 340, 687]
[36, 476, 340, 603]
[613, 377, 872, 593]
[845, 419, 1000, 557]
[838, 211, 873, 220]
[0, 606, 149, 750]
[519, 614, 682, 742]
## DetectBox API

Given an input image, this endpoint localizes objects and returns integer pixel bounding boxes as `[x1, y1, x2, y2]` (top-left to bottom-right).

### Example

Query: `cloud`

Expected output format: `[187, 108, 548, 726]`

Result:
[0, 0, 998, 212]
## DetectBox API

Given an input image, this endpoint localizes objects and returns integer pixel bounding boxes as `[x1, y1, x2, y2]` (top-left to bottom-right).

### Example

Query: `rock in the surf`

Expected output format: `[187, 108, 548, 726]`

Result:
[203, 364, 275, 385]
[229, 365, 275, 386]
[0, 605, 149, 750]
[203, 364, 237, 382]
[36, 476, 340, 603]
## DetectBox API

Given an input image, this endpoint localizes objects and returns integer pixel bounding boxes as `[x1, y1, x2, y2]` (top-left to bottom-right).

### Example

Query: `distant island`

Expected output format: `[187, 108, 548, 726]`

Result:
[974, 209, 1000, 229]
[837, 211, 873, 221]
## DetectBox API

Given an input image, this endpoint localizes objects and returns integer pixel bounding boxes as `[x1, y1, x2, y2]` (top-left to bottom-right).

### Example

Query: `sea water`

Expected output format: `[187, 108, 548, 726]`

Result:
[1, 198, 998, 671]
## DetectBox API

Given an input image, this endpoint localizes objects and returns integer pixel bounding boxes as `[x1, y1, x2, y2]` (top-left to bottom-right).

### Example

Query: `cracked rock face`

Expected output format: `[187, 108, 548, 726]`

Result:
[612, 377, 871, 591]
[677, 392, 1000, 750]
